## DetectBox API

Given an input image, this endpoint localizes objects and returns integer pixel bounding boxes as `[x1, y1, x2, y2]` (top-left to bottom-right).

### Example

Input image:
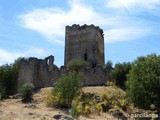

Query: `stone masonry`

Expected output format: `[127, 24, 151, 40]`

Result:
[17, 24, 108, 90]
[18, 56, 108, 90]
[18, 55, 61, 90]
[65, 24, 105, 67]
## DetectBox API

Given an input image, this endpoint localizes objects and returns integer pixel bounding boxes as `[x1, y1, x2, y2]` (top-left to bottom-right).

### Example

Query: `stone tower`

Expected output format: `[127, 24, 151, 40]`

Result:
[64, 24, 105, 67]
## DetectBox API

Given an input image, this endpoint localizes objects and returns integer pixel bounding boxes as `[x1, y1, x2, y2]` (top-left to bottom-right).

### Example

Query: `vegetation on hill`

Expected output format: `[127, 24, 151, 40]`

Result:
[0, 58, 21, 98]
[20, 82, 34, 102]
[70, 82, 127, 118]
[46, 71, 83, 108]
[126, 54, 160, 110]
[0, 54, 160, 119]
[111, 62, 132, 89]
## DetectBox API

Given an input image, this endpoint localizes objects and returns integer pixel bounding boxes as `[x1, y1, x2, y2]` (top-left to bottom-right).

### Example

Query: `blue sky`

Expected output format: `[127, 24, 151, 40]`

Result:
[0, 0, 160, 67]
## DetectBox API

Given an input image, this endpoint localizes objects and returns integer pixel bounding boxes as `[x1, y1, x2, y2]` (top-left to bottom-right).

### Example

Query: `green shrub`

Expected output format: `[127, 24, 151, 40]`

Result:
[94, 103, 103, 114]
[80, 93, 94, 105]
[45, 90, 53, 106]
[45, 90, 61, 107]
[20, 82, 34, 102]
[111, 62, 131, 89]
[150, 104, 156, 110]
[71, 87, 126, 116]
[126, 54, 160, 109]
[0, 58, 21, 95]
[70, 106, 78, 118]
[67, 59, 90, 71]
[105, 81, 116, 86]
[84, 104, 91, 115]
[76, 103, 83, 113]
[53, 71, 83, 108]
[100, 86, 127, 112]
[0, 84, 5, 99]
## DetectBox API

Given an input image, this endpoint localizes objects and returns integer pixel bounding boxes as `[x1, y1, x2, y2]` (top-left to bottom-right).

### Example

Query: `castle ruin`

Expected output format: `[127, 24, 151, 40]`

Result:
[18, 24, 108, 90]
[65, 24, 104, 67]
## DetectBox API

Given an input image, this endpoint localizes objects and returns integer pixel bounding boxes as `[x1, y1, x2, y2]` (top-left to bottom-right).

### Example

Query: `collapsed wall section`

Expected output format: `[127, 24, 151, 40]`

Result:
[17, 56, 62, 90]
[18, 57, 38, 90]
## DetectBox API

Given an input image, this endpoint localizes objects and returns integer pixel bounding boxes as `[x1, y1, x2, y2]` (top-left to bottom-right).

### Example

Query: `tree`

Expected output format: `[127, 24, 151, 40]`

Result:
[105, 60, 113, 80]
[111, 62, 131, 89]
[0, 83, 5, 99]
[53, 71, 83, 108]
[126, 54, 160, 109]
[105, 61, 113, 70]
[0, 58, 21, 95]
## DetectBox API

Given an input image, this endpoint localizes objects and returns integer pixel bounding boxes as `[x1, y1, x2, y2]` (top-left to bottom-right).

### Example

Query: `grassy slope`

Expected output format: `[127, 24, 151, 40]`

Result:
[0, 87, 117, 120]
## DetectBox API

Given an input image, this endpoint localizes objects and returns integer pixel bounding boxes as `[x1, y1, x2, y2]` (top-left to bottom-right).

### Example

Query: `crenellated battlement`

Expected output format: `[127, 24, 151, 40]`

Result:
[66, 24, 104, 37]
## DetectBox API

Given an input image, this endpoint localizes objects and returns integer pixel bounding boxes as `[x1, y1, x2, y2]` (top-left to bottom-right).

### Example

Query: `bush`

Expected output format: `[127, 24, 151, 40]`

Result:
[76, 104, 83, 113]
[70, 86, 126, 117]
[45, 89, 61, 107]
[84, 104, 91, 115]
[71, 92, 94, 117]
[53, 71, 83, 108]
[0, 58, 21, 95]
[100, 86, 126, 110]
[126, 54, 160, 109]
[20, 82, 34, 102]
[95, 103, 103, 114]
[111, 62, 131, 89]
[105, 81, 115, 86]
[67, 59, 90, 71]
[0, 84, 5, 100]
[70, 106, 78, 118]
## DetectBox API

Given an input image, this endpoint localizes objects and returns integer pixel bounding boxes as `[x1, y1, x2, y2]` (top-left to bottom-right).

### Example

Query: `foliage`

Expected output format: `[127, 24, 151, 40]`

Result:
[0, 84, 5, 99]
[150, 104, 156, 110]
[0, 58, 21, 95]
[104, 61, 113, 79]
[20, 82, 34, 102]
[94, 103, 103, 113]
[105, 81, 115, 86]
[105, 61, 113, 71]
[76, 104, 83, 113]
[45, 90, 60, 107]
[80, 93, 94, 105]
[84, 104, 91, 114]
[126, 54, 160, 109]
[70, 106, 78, 118]
[69, 85, 127, 118]
[67, 59, 90, 71]
[53, 71, 83, 108]
[111, 62, 131, 89]
[71, 93, 93, 117]
[100, 85, 127, 112]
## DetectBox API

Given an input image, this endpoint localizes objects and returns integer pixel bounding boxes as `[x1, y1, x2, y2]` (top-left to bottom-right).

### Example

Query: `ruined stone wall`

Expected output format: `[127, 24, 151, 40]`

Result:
[18, 56, 63, 90]
[18, 56, 108, 90]
[79, 65, 108, 86]
[17, 24, 108, 90]
[65, 24, 105, 66]
[18, 57, 39, 90]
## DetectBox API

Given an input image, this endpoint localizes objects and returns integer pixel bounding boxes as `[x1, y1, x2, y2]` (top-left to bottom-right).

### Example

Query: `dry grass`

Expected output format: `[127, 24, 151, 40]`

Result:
[0, 87, 119, 120]
[82, 86, 124, 94]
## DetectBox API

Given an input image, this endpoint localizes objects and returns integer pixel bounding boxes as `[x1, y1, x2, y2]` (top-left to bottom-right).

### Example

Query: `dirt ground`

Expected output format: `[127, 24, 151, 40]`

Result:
[0, 87, 118, 120]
